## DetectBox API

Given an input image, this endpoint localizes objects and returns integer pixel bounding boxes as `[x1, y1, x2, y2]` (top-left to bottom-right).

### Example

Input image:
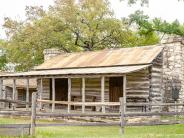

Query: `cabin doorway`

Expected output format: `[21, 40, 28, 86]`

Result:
[109, 77, 124, 111]
[50, 78, 68, 102]
[109, 77, 123, 102]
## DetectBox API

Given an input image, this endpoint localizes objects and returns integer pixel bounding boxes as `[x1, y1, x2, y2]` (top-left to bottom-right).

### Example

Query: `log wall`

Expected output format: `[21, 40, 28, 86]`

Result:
[150, 52, 163, 111]
[39, 70, 152, 112]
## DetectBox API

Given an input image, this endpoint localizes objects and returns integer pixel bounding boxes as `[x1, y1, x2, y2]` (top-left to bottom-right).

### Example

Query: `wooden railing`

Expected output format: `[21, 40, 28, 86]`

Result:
[37, 99, 120, 106]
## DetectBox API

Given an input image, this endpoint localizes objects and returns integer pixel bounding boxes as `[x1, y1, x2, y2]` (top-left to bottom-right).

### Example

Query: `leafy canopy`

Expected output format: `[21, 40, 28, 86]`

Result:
[125, 10, 184, 38]
[3, 0, 159, 71]
[0, 40, 7, 71]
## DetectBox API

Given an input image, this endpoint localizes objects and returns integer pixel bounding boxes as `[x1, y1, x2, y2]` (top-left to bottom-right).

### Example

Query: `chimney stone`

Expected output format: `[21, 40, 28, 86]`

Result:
[43, 48, 64, 61]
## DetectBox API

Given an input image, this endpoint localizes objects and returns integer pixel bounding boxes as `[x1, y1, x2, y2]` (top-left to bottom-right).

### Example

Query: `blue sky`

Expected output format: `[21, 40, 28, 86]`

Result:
[0, 0, 184, 39]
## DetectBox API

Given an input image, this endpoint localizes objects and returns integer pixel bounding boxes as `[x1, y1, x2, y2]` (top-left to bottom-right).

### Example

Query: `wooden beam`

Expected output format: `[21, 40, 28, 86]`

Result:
[12, 79, 17, 110]
[120, 97, 125, 134]
[39, 78, 43, 109]
[123, 75, 126, 113]
[101, 76, 105, 113]
[26, 78, 29, 110]
[68, 78, 71, 113]
[30, 92, 37, 136]
[82, 78, 85, 113]
[1, 74, 126, 80]
[37, 100, 120, 106]
[0, 79, 3, 99]
[52, 78, 55, 112]
[0, 79, 3, 108]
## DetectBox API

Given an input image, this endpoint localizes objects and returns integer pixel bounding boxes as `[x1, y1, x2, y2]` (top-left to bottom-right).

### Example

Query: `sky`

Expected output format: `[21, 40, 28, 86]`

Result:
[0, 0, 184, 39]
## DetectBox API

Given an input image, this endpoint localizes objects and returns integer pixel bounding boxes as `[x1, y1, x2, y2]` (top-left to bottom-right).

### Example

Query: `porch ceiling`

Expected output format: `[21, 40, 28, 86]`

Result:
[0, 65, 150, 78]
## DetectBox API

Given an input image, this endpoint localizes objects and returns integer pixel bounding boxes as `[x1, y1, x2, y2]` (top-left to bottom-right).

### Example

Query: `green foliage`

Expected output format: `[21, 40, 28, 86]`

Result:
[3, 0, 159, 71]
[0, 40, 7, 71]
[127, 10, 184, 37]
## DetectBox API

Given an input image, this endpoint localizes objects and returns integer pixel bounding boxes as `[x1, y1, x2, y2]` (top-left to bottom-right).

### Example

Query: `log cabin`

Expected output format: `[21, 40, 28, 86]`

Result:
[0, 36, 184, 113]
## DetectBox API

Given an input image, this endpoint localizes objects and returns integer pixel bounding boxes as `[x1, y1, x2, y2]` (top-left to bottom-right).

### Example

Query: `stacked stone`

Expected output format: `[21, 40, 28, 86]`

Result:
[43, 48, 64, 61]
[161, 36, 184, 111]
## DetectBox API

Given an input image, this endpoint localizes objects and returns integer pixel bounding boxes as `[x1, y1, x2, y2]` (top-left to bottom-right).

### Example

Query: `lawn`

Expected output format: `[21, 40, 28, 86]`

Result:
[0, 117, 184, 138]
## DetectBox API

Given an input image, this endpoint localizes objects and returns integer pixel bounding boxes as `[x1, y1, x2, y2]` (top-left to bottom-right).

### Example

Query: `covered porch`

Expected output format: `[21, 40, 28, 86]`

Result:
[0, 64, 150, 113]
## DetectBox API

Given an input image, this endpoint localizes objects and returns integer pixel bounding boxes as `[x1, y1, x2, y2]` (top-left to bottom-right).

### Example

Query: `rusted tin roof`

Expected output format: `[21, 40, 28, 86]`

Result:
[0, 65, 149, 78]
[35, 46, 163, 70]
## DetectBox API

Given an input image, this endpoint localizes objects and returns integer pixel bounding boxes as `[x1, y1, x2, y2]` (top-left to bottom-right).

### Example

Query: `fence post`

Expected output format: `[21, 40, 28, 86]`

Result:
[120, 97, 125, 134]
[30, 92, 37, 136]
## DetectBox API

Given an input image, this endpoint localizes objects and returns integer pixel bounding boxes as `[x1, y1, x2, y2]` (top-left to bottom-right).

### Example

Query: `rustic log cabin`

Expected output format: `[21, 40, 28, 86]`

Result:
[0, 36, 184, 113]
[0, 46, 164, 112]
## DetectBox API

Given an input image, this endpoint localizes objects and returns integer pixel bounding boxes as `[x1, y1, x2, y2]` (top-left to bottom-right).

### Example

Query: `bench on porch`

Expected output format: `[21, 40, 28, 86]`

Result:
[71, 95, 97, 111]
[126, 96, 149, 112]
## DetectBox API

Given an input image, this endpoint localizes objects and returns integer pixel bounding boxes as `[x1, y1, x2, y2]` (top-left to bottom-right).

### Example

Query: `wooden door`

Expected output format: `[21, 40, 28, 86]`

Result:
[50, 78, 68, 101]
[109, 77, 123, 102]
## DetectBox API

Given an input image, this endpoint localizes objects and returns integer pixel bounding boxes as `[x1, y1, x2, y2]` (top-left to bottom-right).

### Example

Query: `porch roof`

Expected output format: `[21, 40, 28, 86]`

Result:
[3, 79, 37, 89]
[0, 65, 150, 78]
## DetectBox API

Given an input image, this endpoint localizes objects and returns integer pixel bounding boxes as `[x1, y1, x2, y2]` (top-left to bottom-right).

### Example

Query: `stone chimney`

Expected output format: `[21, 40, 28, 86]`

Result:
[161, 35, 184, 106]
[161, 35, 184, 45]
[43, 48, 64, 61]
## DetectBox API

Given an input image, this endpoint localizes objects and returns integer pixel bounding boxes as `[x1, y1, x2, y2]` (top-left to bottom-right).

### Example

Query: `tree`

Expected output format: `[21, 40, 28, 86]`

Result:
[126, 10, 184, 39]
[3, 0, 159, 71]
[0, 40, 7, 71]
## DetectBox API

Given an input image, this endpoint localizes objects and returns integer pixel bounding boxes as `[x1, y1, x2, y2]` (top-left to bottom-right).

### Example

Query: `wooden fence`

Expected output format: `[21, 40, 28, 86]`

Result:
[0, 92, 184, 136]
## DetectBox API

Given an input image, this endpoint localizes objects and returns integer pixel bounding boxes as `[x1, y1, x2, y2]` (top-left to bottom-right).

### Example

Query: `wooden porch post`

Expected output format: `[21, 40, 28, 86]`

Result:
[82, 78, 85, 113]
[52, 78, 55, 112]
[0, 79, 3, 99]
[0, 79, 3, 108]
[12, 79, 17, 110]
[39, 78, 43, 110]
[26, 78, 29, 110]
[123, 75, 127, 113]
[68, 78, 71, 113]
[101, 76, 105, 113]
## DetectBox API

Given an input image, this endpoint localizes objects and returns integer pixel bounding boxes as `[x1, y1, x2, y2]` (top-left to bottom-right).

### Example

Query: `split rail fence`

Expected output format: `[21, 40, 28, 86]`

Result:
[0, 92, 184, 136]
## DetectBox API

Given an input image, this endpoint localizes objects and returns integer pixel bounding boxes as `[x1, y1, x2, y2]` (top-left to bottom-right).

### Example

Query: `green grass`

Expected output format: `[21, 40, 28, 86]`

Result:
[36, 125, 184, 138]
[0, 117, 184, 138]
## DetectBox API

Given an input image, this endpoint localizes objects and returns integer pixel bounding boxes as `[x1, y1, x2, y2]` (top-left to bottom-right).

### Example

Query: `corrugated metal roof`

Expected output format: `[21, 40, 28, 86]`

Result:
[0, 65, 150, 77]
[35, 46, 163, 70]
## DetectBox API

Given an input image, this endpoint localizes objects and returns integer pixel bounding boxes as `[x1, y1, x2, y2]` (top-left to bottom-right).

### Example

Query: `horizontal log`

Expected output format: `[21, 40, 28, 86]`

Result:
[125, 121, 183, 126]
[1, 121, 183, 128]
[37, 100, 120, 106]
[0, 99, 31, 105]
[0, 123, 119, 128]
[0, 124, 30, 128]
[126, 102, 184, 106]
[37, 113, 120, 117]
[125, 111, 184, 117]
[36, 122, 120, 127]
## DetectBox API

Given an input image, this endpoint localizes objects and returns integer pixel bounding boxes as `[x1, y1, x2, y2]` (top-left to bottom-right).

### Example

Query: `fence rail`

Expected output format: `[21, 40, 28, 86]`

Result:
[0, 93, 184, 136]
[37, 99, 120, 106]
[0, 99, 30, 105]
